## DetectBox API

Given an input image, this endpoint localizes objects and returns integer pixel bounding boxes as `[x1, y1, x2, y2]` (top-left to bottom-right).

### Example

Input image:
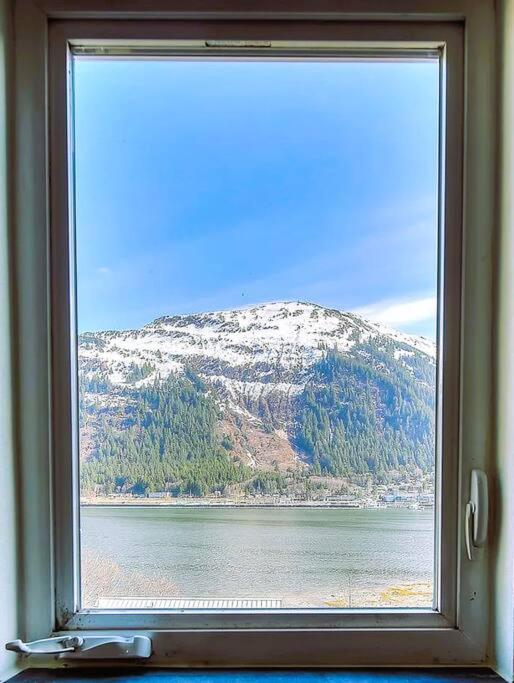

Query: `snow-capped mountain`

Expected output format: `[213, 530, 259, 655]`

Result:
[79, 300, 435, 386]
[78, 302, 436, 477]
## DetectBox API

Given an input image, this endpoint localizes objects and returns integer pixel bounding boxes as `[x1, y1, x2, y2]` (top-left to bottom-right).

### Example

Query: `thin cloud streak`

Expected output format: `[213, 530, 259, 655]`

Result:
[354, 296, 437, 328]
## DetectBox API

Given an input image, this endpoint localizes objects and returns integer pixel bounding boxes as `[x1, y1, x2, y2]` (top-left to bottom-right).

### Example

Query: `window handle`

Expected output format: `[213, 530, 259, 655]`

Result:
[6, 636, 82, 656]
[465, 469, 488, 561]
[6, 635, 152, 659]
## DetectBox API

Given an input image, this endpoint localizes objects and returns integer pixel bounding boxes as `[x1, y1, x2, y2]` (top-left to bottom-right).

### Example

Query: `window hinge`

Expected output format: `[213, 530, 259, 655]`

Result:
[465, 469, 489, 561]
[5, 635, 152, 659]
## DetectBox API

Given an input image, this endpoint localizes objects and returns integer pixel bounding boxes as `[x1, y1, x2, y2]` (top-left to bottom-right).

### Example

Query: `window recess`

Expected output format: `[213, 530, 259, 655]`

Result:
[12, 10, 491, 666]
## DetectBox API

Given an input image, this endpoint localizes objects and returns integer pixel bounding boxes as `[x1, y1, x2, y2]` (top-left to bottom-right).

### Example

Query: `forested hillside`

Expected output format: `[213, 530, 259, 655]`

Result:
[295, 348, 434, 478]
[80, 374, 252, 496]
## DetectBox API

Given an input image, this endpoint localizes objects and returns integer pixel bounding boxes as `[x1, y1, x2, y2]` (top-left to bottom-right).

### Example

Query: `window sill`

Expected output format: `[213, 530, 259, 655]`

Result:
[8, 669, 503, 683]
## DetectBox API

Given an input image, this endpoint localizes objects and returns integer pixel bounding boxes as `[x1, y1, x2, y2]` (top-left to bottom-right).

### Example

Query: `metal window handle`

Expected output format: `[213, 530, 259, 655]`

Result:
[5, 635, 152, 659]
[465, 469, 488, 561]
[6, 636, 83, 656]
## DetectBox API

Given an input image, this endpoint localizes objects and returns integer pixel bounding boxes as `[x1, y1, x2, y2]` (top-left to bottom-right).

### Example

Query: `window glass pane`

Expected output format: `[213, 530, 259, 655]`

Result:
[74, 54, 440, 610]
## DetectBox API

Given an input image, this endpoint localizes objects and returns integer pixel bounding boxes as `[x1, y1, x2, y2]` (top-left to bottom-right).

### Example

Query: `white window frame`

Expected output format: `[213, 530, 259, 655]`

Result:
[13, 0, 496, 668]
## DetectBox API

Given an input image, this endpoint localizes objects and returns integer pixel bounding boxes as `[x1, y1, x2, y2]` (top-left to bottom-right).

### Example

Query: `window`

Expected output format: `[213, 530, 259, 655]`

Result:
[14, 8, 490, 664]
[75, 52, 439, 612]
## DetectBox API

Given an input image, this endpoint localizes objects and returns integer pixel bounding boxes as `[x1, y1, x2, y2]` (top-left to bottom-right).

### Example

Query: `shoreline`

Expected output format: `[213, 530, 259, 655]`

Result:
[82, 503, 363, 509]
[80, 499, 433, 511]
[83, 544, 434, 608]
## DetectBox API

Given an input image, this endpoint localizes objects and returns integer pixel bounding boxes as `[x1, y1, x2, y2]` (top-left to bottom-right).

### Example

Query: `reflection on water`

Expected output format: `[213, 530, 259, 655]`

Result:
[80, 506, 434, 609]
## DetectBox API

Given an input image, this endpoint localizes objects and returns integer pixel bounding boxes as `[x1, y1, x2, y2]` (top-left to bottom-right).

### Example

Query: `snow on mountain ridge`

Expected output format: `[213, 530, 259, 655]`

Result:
[147, 300, 435, 355]
[79, 301, 436, 390]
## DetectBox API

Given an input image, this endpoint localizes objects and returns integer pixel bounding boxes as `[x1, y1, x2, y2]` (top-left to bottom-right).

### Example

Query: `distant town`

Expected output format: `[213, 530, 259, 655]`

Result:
[81, 475, 435, 510]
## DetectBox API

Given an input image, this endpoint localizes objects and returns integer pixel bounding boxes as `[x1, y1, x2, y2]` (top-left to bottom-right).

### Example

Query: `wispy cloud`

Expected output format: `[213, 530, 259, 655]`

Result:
[354, 295, 437, 329]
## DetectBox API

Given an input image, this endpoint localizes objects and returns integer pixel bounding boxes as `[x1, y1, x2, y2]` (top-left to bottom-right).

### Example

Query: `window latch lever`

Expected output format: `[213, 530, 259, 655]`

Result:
[465, 469, 488, 561]
[6, 635, 152, 659]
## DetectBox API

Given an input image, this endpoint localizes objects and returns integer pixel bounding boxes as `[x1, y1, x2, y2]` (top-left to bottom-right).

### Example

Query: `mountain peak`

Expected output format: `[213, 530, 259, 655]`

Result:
[79, 300, 435, 398]
[150, 299, 323, 324]
[142, 301, 435, 359]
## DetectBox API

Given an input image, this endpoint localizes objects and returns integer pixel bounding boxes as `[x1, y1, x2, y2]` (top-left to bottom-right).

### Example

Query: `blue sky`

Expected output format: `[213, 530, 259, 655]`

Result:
[74, 57, 439, 339]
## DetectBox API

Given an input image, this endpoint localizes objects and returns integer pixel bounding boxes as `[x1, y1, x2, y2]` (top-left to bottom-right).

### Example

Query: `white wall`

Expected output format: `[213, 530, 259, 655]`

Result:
[0, 0, 19, 680]
[491, 1, 514, 680]
[0, 1, 511, 679]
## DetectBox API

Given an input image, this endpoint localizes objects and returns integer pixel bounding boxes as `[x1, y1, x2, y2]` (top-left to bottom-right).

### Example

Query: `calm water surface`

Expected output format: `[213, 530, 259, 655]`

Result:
[81, 506, 434, 608]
